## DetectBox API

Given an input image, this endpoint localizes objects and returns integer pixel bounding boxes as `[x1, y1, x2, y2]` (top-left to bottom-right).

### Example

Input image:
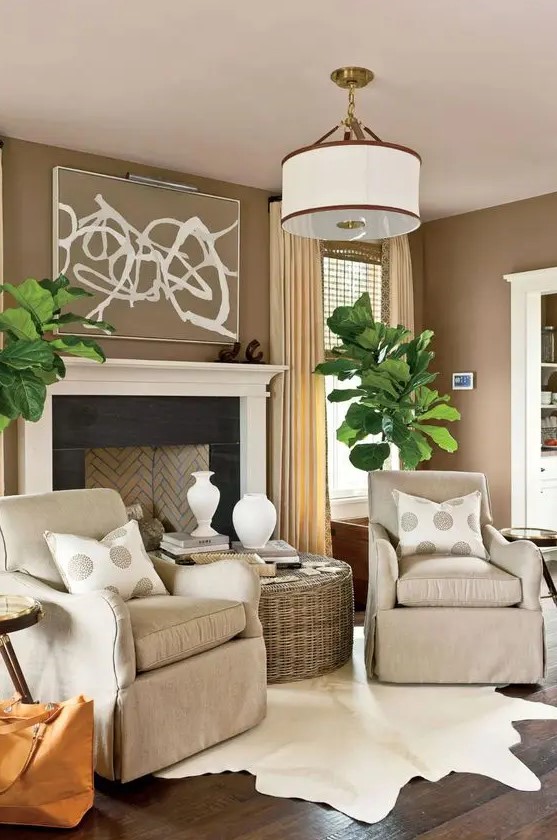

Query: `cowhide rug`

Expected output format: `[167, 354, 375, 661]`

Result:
[156, 630, 557, 824]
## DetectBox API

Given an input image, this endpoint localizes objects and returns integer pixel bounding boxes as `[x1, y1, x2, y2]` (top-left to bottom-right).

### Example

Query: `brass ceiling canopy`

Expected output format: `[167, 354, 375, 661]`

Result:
[330, 66, 375, 90]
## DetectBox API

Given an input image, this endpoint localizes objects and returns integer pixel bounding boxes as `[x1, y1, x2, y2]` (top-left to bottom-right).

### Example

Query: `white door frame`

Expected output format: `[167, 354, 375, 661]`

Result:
[506, 266, 557, 525]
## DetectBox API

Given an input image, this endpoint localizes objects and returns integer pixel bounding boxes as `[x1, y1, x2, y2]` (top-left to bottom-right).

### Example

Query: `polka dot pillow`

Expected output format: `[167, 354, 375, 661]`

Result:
[392, 489, 487, 559]
[44, 519, 168, 600]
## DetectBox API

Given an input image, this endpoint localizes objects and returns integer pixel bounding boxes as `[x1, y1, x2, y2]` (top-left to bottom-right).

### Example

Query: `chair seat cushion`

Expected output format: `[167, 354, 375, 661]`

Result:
[397, 555, 522, 607]
[127, 595, 246, 672]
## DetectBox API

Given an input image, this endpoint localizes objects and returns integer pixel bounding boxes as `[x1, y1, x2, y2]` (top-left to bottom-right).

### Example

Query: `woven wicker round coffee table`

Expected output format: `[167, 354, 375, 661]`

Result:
[259, 555, 354, 683]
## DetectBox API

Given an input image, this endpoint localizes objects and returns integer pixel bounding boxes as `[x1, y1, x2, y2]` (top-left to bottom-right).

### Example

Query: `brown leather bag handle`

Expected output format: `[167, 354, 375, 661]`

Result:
[0, 707, 58, 735]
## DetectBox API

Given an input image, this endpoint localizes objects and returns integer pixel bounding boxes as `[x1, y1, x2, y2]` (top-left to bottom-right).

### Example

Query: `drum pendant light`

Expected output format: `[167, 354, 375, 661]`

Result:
[281, 67, 421, 241]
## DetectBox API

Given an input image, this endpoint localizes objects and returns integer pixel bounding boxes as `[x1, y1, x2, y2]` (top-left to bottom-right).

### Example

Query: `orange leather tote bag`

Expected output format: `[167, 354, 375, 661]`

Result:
[0, 695, 94, 828]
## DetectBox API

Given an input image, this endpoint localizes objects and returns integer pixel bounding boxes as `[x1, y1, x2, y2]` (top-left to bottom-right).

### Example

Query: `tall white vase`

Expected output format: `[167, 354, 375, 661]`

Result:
[187, 471, 220, 537]
[232, 493, 277, 549]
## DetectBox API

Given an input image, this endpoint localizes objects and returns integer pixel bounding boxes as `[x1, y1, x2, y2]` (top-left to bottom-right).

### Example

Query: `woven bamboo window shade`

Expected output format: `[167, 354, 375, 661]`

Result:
[322, 240, 385, 354]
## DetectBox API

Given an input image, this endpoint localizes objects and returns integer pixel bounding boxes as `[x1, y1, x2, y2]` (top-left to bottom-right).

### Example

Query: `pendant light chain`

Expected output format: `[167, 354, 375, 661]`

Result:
[342, 83, 361, 137]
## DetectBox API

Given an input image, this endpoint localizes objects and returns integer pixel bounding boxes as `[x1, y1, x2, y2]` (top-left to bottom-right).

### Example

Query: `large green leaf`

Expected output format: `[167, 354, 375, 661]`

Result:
[49, 336, 106, 363]
[35, 367, 61, 385]
[327, 388, 366, 403]
[9, 370, 46, 421]
[382, 414, 412, 447]
[53, 286, 93, 310]
[406, 370, 437, 391]
[0, 365, 14, 387]
[52, 354, 66, 378]
[360, 370, 399, 398]
[0, 340, 55, 370]
[417, 424, 459, 452]
[44, 313, 115, 334]
[336, 420, 367, 447]
[0, 414, 12, 433]
[315, 358, 359, 376]
[39, 275, 70, 296]
[379, 358, 410, 383]
[411, 429, 433, 461]
[0, 309, 39, 340]
[398, 435, 424, 470]
[39, 275, 91, 310]
[1, 279, 55, 325]
[417, 403, 461, 422]
[345, 403, 383, 435]
[349, 442, 391, 471]
[356, 326, 381, 350]
[0, 388, 18, 418]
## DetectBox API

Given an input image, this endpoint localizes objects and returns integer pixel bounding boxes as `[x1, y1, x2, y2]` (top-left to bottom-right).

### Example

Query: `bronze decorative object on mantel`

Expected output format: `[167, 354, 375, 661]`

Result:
[245, 339, 264, 364]
[217, 342, 241, 363]
[216, 339, 265, 364]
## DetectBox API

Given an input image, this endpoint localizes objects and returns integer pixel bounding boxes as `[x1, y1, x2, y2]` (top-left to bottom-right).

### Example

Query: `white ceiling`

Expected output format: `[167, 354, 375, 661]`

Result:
[1, 0, 557, 220]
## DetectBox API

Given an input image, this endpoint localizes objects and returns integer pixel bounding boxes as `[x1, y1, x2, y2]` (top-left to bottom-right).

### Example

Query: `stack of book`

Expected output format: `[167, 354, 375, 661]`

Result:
[231, 539, 301, 568]
[159, 532, 230, 563]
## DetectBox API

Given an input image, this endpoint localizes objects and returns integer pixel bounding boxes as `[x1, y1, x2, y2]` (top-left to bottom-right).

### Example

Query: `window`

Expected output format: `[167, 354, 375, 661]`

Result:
[322, 242, 387, 508]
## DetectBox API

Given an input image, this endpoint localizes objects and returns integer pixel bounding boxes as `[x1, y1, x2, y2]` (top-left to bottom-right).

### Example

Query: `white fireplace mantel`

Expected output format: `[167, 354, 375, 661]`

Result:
[18, 358, 287, 496]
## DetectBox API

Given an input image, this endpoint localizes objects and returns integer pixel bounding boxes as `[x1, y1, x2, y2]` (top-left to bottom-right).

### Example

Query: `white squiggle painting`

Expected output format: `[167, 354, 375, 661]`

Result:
[54, 168, 240, 343]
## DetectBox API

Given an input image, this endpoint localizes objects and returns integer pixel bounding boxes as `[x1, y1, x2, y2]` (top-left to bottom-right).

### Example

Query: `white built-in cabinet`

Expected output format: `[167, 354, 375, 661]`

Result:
[507, 267, 557, 527]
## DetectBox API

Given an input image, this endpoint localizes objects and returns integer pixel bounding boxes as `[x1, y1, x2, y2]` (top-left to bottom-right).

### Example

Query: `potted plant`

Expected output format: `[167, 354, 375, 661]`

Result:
[0, 275, 113, 431]
[316, 292, 460, 605]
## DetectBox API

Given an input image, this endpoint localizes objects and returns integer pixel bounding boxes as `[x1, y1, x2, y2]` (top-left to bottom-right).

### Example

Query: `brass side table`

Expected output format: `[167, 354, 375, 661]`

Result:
[500, 528, 557, 607]
[0, 595, 43, 703]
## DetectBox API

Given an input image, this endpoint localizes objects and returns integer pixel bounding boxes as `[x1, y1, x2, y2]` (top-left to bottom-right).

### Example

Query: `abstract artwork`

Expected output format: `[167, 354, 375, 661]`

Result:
[53, 167, 240, 343]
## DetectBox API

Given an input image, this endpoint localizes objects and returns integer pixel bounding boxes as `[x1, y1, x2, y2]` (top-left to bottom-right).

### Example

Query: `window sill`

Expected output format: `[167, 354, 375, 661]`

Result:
[330, 495, 368, 521]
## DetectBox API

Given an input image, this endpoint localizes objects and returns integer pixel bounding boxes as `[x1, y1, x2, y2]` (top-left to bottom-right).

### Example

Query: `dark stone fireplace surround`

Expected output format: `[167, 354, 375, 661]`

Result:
[52, 395, 241, 538]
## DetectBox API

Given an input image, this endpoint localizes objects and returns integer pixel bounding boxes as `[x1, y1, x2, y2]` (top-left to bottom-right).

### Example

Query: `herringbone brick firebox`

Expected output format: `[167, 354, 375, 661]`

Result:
[85, 444, 209, 532]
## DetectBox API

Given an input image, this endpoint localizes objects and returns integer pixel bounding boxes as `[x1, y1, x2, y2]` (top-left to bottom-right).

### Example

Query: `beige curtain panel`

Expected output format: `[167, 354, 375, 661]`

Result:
[269, 201, 327, 555]
[388, 234, 414, 334]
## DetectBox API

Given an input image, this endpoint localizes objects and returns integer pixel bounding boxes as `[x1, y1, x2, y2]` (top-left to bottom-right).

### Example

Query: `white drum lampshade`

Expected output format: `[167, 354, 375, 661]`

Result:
[281, 141, 421, 241]
[281, 67, 421, 242]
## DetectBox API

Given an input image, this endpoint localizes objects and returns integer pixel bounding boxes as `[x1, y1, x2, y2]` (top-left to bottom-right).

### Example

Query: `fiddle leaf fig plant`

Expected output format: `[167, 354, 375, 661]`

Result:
[0, 275, 114, 432]
[315, 292, 460, 471]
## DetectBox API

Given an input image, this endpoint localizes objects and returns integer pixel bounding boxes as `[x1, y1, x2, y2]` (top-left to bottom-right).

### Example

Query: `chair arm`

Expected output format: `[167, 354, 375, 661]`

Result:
[152, 557, 263, 638]
[0, 572, 136, 692]
[0, 571, 136, 781]
[482, 525, 542, 610]
[369, 523, 398, 611]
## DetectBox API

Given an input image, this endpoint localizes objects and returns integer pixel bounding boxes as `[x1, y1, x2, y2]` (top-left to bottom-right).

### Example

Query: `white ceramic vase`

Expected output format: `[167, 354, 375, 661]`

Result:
[187, 471, 220, 537]
[232, 493, 277, 549]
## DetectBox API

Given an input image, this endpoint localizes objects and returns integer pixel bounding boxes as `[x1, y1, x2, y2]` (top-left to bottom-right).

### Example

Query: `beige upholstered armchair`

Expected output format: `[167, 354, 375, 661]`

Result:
[0, 489, 267, 781]
[365, 471, 545, 684]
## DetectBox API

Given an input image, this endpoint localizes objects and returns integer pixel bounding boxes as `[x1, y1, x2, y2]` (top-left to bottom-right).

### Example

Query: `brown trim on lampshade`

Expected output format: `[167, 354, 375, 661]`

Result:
[281, 204, 421, 226]
[282, 139, 422, 166]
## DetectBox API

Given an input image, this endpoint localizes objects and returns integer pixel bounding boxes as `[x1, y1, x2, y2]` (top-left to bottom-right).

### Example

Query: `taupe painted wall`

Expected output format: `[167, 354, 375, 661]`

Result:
[2, 137, 271, 493]
[421, 191, 557, 526]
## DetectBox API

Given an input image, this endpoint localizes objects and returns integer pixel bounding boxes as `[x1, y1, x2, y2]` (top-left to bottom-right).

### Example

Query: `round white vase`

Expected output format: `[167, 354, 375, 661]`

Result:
[187, 471, 220, 537]
[233, 493, 277, 549]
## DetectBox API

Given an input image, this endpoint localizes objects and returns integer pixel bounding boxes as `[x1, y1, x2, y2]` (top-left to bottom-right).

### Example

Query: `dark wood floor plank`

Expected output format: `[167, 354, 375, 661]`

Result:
[507, 811, 557, 838]
[414, 767, 557, 840]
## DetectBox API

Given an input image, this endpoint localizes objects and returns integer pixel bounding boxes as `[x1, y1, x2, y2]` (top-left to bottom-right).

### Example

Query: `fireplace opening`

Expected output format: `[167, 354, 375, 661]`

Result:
[52, 395, 240, 538]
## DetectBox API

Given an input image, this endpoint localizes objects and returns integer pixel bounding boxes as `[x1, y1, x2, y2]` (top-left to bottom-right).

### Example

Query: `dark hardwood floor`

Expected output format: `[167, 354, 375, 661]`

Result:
[3, 569, 557, 840]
